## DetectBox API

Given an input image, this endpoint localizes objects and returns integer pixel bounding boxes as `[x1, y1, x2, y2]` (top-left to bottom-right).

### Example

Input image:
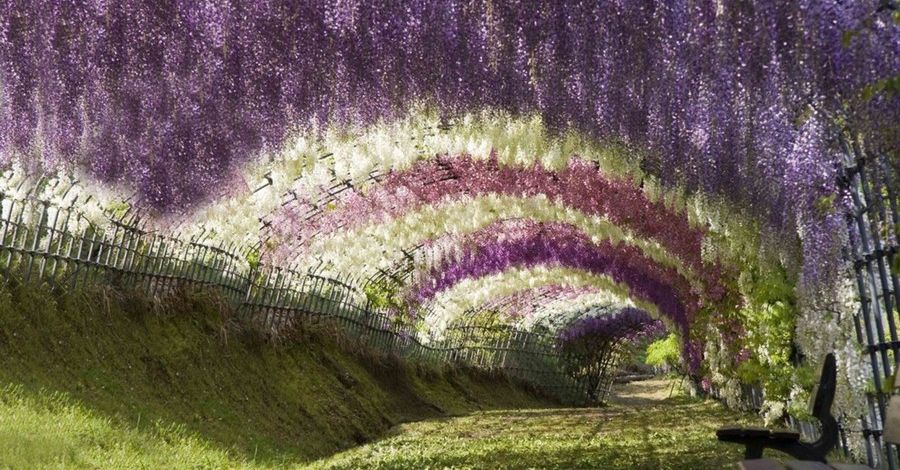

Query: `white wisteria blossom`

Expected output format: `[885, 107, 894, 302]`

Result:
[517, 291, 637, 330]
[422, 265, 662, 341]
[297, 193, 696, 287]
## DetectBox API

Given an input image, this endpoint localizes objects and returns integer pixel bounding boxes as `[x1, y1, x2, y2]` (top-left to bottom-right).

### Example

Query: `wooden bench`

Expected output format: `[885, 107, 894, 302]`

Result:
[726, 354, 900, 469]
[717, 353, 839, 462]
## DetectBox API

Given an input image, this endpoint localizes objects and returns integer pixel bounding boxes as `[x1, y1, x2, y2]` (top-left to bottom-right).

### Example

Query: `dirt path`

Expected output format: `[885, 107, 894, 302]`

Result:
[608, 377, 682, 407]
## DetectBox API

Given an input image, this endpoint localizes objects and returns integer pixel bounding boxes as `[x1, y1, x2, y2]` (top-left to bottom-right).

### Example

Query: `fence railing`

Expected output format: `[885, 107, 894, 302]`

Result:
[0, 174, 593, 405]
[840, 140, 900, 469]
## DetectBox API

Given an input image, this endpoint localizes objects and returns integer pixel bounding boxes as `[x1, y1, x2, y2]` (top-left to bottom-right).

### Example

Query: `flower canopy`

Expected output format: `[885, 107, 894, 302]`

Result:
[0, 0, 897, 428]
[557, 308, 664, 344]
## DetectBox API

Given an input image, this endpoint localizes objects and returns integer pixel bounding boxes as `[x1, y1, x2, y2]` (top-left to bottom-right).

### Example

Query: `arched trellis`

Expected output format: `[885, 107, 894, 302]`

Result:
[556, 307, 665, 403]
[258, 154, 715, 292]
[212, 137, 713, 406]
[186, 112, 728, 392]
[0, 168, 619, 403]
[251, 157, 698, 309]
[357, 233, 680, 324]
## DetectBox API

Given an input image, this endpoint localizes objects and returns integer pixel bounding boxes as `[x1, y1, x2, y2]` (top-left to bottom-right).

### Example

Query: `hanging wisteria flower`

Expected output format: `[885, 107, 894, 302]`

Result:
[0, 1, 897, 444]
[408, 219, 699, 328]
[557, 308, 664, 344]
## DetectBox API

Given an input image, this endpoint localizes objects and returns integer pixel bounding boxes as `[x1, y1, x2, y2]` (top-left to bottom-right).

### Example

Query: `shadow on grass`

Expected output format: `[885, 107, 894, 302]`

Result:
[0, 279, 554, 468]
[311, 391, 766, 470]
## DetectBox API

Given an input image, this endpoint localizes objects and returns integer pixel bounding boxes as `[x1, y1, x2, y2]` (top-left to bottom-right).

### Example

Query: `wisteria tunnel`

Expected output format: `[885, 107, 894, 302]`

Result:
[0, 1, 898, 469]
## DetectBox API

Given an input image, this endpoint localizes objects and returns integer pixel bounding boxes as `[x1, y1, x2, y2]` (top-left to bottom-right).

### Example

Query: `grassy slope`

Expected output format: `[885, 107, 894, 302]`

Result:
[0, 279, 550, 469]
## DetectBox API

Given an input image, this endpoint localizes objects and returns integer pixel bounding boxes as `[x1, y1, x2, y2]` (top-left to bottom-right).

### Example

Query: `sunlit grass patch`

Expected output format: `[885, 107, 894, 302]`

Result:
[311, 391, 764, 470]
[0, 385, 249, 469]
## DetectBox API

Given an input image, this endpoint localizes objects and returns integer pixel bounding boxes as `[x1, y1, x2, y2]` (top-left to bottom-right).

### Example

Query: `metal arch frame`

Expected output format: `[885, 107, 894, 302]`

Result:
[254, 141, 459, 261]
[839, 137, 900, 469]
[555, 308, 663, 403]
[0, 121, 691, 407]
[241, 138, 681, 390]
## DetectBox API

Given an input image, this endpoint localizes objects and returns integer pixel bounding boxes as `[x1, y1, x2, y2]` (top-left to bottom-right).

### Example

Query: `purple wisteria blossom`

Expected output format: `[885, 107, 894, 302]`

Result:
[0, 0, 896, 305]
[557, 308, 664, 344]
[411, 221, 701, 328]
[268, 155, 710, 277]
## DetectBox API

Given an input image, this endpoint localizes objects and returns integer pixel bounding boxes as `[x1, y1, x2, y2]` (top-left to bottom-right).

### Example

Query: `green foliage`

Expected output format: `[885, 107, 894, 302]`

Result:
[860, 74, 900, 102]
[363, 279, 404, 312]
[814, 194, 836, 216]
[245, 248, 261, 270]
[106, 200, 131, 219]
[692, 207, 801, 406]
[841, 30, 857, 47]
[619, 343, 651, 373]
[363, 278, 416, 330]
[645, 334, 681, 369]
[469, 309, 503, 328]
[735, 264, 797, 402]
[362, 280, 387, 307]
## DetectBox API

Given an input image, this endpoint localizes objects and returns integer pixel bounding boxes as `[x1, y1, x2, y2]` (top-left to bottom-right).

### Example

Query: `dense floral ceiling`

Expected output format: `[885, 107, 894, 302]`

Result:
[0, 0, 897, 425]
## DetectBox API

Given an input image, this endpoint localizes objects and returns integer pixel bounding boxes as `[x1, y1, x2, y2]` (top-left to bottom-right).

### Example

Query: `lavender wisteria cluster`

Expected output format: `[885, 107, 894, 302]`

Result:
[1, 1, 897, 289]
[410, 220, 700, 328]
[557, 308, 664, 344]
[268, 155, 707, 274]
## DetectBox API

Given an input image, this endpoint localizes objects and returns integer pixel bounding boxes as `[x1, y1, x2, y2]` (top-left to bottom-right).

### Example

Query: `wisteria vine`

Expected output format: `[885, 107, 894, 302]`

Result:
[409, 220, 699, 327]
[557, 308, 664, 344]
[1, 0, 897, 439]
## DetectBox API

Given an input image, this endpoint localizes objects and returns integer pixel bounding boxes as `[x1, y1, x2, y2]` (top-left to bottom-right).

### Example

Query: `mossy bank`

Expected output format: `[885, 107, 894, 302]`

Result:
[0, 279, 551, 469]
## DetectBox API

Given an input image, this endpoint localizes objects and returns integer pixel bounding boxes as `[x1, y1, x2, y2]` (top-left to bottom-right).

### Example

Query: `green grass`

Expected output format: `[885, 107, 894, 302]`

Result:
[309, 391, 765, 470]
[0, 277, 832, 470]
[0, 385, 245, 469]
[0, 278, 550, 469]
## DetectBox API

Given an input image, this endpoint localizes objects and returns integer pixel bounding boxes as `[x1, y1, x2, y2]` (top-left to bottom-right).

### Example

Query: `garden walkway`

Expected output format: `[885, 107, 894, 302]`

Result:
[311, 378, 764, 469]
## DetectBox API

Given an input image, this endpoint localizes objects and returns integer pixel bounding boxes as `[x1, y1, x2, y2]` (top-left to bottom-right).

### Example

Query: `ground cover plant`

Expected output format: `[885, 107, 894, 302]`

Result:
[311, 379, 769, 470]
[0, 279, 551, 469]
